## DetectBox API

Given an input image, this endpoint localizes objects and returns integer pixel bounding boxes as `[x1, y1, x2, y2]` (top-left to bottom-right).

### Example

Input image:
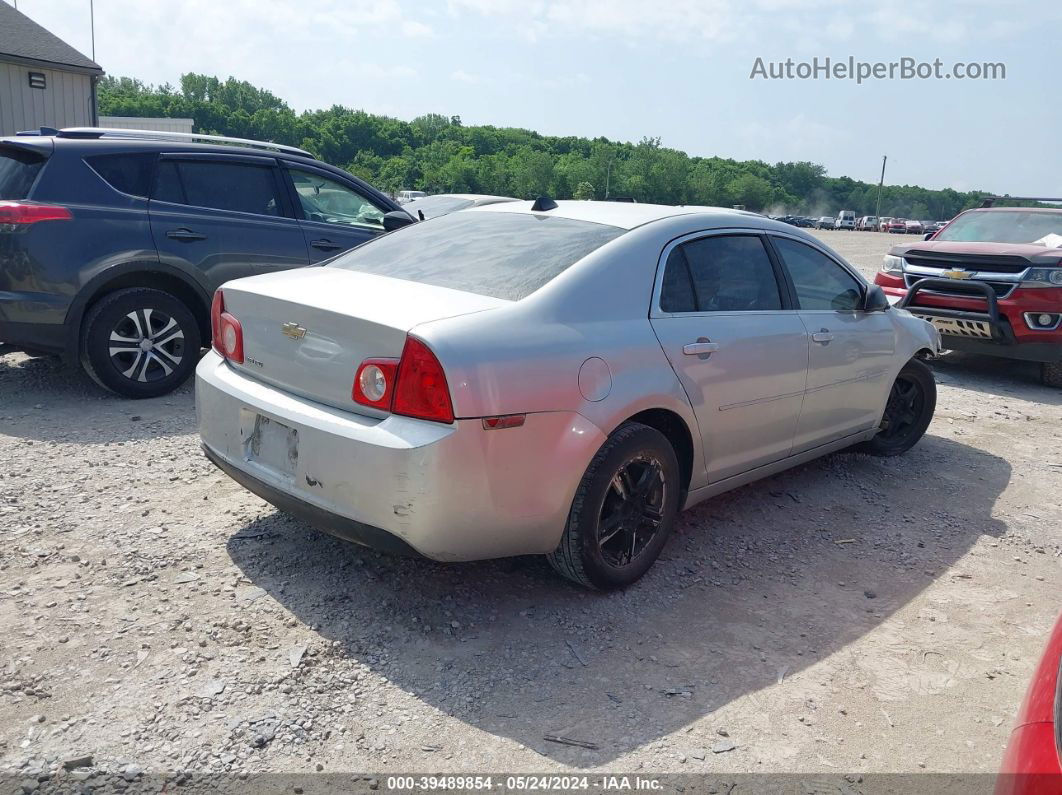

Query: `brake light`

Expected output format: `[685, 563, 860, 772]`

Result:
[394, 336, 454, 423]
[353, 358, 399, 410]
[352, 335, 453, 423]
[210, 289, 243, 364]
[0, 201, 72, 226]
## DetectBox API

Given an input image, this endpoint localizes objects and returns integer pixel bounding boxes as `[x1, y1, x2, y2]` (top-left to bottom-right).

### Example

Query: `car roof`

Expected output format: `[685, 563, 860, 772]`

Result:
[471, 199, 765, 231]
[968, 206, 1062, 214]
[1, 134, 322, 162]
[414, 193, 516, 203]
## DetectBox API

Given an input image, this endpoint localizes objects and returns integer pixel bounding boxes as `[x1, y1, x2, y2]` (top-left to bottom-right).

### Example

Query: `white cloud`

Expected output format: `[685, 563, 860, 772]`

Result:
[444, 0, 1052, 47]
[450, 69, 491, 85]
[401, 20, 435, 38]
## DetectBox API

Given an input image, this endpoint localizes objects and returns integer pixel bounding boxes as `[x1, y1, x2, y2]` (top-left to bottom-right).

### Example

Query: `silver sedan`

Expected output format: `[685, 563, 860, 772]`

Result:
[197, 201, 940, 589]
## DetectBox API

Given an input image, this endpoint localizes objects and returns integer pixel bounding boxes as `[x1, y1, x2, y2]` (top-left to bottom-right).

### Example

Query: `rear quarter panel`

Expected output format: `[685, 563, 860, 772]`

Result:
[11, 148, 162, 328]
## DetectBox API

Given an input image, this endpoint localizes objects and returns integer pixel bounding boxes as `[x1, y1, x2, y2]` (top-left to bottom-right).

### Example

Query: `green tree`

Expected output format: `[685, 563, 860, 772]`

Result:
[97, 72, 993, 217]
[573, 182, 595, 200]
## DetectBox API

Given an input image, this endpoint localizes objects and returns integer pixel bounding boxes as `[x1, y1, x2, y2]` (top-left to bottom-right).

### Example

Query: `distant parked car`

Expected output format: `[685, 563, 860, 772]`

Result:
[925, 220, 948, 235]
[879, 217, 893, 232]
[905, 219, 924, 234]
[403, 193, 519, 221]
[0, 127, 405, 398]
[197, 200, 938, 589]
[792, 216, 817, 228]
[887, 218, 908, 234]
[836, 210, 856, 230]
[396, 190, 427, 204]
[816, 216, 836, 229]
[858, 215, 879, 231]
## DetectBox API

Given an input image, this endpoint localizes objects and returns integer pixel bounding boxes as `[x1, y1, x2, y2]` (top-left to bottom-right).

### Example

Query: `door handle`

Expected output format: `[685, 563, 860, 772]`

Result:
[682, 341, 720, 356]
[166, 228, 206, 241]
[812, 329, 834, 344]
[310, 239, 343, 251]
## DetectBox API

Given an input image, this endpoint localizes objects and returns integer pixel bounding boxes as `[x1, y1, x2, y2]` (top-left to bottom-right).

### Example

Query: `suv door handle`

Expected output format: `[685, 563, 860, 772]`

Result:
[166, 228, 206, 241]
[310, 239, 343, 251]
[683, 341, 720, 356]
[812, 330, 834, 344]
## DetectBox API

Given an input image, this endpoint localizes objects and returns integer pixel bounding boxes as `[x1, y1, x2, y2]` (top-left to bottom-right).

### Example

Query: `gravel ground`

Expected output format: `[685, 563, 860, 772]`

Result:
[1, 229, 1060, 790]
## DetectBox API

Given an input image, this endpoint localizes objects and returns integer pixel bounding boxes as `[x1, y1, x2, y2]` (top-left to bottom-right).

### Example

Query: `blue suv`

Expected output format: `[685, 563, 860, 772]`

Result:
[0, 127, 408, 397]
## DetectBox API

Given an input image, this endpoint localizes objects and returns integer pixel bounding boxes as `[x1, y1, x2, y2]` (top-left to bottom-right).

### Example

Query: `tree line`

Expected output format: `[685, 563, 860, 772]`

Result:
[99, 74, 989, 220]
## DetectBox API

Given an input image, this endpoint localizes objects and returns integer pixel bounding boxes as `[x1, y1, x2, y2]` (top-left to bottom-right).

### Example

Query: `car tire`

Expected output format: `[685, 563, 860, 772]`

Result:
[857, 358, 936, 457]
[547, 422, 682, 590]
[81, 287, 201, 399]
[1041, 361, 1062, 389]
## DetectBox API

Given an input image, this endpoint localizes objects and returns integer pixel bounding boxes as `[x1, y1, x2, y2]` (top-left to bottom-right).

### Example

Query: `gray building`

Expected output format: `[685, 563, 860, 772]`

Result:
[0, 2, 103, 136]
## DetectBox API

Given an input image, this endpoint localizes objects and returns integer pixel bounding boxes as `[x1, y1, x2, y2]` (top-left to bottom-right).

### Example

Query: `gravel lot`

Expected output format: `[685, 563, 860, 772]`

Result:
[1, 229, 1060, 789]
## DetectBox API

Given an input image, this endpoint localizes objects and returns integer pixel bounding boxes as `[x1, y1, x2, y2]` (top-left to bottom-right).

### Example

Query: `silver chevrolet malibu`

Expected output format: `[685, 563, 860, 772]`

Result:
[197, 200, 940, 589]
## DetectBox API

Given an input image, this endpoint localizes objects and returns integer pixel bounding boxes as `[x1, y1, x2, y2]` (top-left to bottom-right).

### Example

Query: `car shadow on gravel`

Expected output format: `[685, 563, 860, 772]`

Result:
[930, 353, 1062, 404]
[226, 434, 1010, 766]
[0, 350, 195, 443]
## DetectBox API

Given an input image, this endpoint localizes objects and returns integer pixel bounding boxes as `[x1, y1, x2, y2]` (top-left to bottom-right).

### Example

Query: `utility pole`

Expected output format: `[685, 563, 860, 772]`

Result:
[874, 155, 887, 219]
[605, 156, 615, 199]
[90, 0, 96, 61]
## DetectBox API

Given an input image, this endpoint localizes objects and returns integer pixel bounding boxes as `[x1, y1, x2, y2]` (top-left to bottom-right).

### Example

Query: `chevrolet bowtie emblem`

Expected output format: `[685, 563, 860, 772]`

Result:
[942, 268, 972, 280]
[281, 322, 307, 340]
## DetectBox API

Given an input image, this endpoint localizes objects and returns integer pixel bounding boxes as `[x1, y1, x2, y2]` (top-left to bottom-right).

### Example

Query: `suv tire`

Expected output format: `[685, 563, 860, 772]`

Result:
[857, 358, 936, 457]
[548, 422, 681, 590]
[81, 288, 201, 399]
[1041, 361, 1062, 389]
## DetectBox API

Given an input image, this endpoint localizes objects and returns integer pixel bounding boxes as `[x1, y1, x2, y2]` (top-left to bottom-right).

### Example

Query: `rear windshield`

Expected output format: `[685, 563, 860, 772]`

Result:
[0, 148, 45, 199]
[330, 211, 625, 300]
[936, 210, 1062, 245]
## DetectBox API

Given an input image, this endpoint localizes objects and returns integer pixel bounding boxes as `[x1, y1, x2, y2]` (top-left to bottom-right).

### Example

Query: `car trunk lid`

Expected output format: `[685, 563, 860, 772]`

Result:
[220, 267, 509, 414]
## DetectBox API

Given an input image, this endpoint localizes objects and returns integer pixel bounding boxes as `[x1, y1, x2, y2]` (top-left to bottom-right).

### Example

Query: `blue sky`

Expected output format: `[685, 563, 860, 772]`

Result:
[12, 0, 1059, 195]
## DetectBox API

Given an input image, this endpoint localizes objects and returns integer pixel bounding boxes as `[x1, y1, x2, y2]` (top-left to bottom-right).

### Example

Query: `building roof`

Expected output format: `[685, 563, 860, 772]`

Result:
[0, 2, 103, 75]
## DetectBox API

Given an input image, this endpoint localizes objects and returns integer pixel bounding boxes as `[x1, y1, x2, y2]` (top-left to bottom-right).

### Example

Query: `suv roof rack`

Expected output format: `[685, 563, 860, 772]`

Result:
[53, 127, 316, 159]
[979, 196, 1062, 208]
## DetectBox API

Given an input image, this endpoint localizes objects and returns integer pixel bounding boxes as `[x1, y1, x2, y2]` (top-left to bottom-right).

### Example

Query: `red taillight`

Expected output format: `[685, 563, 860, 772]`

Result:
[0, 201, 72, 225]
[352, 335, 453, 423]
[353, 358, 399, 410]
[210, 289, 243, 364]
[393, 336, 454, 423]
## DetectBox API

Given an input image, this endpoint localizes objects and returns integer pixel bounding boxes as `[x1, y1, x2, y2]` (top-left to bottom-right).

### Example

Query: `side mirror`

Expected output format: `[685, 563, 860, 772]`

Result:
[863, 284, 889, 312]
[382, 210, 415, 232]
[923, 231, 934, 241]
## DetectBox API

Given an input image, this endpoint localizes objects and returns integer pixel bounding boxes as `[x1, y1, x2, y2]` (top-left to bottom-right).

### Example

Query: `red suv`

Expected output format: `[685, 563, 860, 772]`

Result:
[875, 198, 1062, 387]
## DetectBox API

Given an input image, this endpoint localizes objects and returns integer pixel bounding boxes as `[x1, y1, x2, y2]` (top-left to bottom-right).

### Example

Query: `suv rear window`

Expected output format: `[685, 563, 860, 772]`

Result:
[0, 148, 45, 199]
[330, 211, 625, 301]
[85, 153, 156, 197]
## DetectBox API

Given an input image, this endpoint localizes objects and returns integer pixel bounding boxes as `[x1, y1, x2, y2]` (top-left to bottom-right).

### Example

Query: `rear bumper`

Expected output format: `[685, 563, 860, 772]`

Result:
[195, 352, 606, 561]
[202, 443, 421, 557]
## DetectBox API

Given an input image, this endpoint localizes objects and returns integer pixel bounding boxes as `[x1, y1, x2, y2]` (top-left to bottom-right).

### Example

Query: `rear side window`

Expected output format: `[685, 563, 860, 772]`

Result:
[152, 160, 282, 217]
[331, 211, 624, 301]
[85, 153, 156, 197]
[660, 235, 783, 313]
[0, 148, 45, 199]
[773, 237, 863, 311]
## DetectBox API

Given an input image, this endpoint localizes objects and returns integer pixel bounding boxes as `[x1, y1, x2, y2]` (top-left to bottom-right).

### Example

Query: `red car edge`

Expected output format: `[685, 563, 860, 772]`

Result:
[995, 611, 1062, 794]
